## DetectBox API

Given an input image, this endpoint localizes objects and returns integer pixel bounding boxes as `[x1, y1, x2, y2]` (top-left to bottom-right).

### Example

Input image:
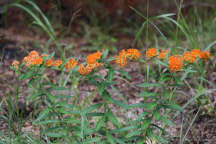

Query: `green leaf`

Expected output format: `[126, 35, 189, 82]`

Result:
[145, 102, 157, 110]
[156, 59, 168, 67]
[164, 102, 183, 111]
[19, 69, 35, 80]
[49, 86, 67, 91]
[83, 103, 103, 114]
[103, 90, 129, 109]
[86, 112, 104, 117]
[34, 108, 50, 123]
[98, 82, 106, 95]
[153, 109, 161, 120]
[129, 103, 148, 108]
[27, 91, 44, 101]
[47, 93, 55, 103]
[134, 112, 151, 123]
[45, 132, 64, 138]
[37, 119, 61, 125]
[126, 130, 142, 138]
[141, 117, 152, 130]
[106, 133, 116, 144]
[111, 99, 129, 109]
[117, 70, 131, 80]
[160, 116, 174, 126]
[155, 135, 169, 143]
[102, 49, 109, 59]
[96, 117, 105, 131]
[110, 126, 136, 134]
[139, 91, 157, 98]
[83, 138, 101, 144]
[138, 83, 162, 88]
[114, 138, 126, 144]
[107, 111, 121, 128]
[107, 67, 114, 82]
[205, 40, 216, 51]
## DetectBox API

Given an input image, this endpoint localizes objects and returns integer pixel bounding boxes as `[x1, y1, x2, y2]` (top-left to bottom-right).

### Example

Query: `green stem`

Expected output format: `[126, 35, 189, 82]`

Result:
[145, 0, 149, 46]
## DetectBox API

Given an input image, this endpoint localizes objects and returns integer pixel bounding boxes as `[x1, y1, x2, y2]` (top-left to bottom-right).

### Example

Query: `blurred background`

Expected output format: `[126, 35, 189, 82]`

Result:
[1, 0, 216, 55]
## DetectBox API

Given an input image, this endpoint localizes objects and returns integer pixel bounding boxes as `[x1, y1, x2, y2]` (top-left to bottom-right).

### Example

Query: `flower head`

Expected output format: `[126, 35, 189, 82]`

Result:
[78, 64, 93, 75]
[52, 60, 63, 67]
[183, 51, 196, 63]
[200, 51, 210, 60]
[168, 60, 182, 72]
[191, 49, 201, 58]
[86, 51, 102, 65]
[168, 55, 183, 72]
[65, 58, 78, 69]
[22, 51, 43, 67]
[168, 55, 183, 63]
[29, 51, 40, 57]
[126, 49, 140, 60]
[158, 50, 168, 59]
[115, 49, 127, 67]
[45, 59, 53, 67]
[12, 60, 20, 70]
[146, 48, 157, 58]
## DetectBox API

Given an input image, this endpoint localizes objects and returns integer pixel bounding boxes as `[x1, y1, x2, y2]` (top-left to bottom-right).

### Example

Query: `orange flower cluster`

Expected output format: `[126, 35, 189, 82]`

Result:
[168, 55, 183, 72]
[115, 49, 128, 67]
[52, 60, 63, 68]
[86, 51, 102, 64]
[167, 49, 210, 72]
[200, 51, 210, 59]
[22, 51, 43, 67]
[115, 49, 140, 67]
[158, 50, 169, 59]
[78, 51, 104, 75]
[183, 49, 210, 63]
[146, 48, 157, 58]
[78, 64, 93, 75]
[12, 48, 211, 75]
[12, 60, 20, 70]
[127, 49, 140, 60]
[65, 58, 78, 69]
[14, 51, 64, 69]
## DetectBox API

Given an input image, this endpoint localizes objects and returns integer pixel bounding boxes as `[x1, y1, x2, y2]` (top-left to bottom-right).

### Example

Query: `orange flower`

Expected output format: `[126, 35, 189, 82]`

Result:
[22, 51, 43, 67]
[168, 60, 182, 72]
[168, 55, 183, 72]
[146, 48, 157, 58]
[200, 51, 210, 60]
[52, 60, 63, 67]
[168, 55, 183, 63]
[65, 58, 78, 69]
[12, 60, 20, 70]
[126, 49, 140, 60]
[191, 49, 201, 58]
[158, 50, 168, 59]
[78, 64, 93, 75]
[29, 51, 40, 57]
[115, 49, 127, 67]
[86, 51, 102, 65]
[32, 56, 43, 65]
[45, 59, 53, 67]
[183, 52, 196, 63]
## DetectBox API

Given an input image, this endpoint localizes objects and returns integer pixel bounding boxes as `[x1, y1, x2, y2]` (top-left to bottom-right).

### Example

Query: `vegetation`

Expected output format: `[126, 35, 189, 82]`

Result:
[0, 0, 215, 143]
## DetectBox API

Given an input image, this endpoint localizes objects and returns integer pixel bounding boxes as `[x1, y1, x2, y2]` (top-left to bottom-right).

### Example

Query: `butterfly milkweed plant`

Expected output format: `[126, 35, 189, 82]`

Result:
[9, 45, 212, 144]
